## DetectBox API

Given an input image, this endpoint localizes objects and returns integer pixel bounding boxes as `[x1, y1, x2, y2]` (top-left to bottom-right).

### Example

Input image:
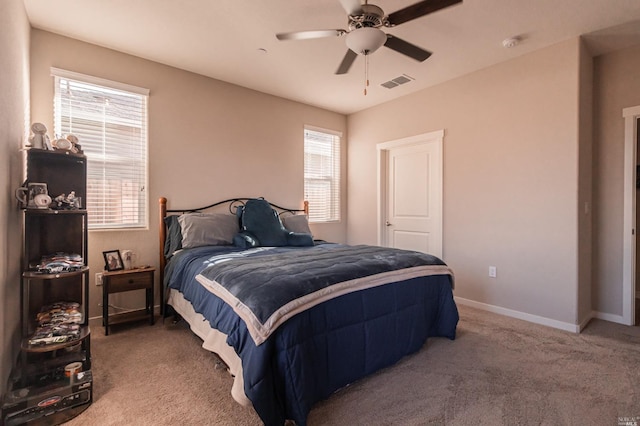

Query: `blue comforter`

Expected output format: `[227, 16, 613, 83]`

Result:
[165, 243, 459, 426]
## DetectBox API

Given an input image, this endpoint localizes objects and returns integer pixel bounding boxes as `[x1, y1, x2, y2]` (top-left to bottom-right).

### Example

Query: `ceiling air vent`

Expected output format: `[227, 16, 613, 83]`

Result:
[381, 74, 414, 89]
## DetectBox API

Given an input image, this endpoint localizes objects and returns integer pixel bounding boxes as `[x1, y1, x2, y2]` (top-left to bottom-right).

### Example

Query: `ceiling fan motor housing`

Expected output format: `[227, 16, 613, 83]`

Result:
[348, 4, 386, 30]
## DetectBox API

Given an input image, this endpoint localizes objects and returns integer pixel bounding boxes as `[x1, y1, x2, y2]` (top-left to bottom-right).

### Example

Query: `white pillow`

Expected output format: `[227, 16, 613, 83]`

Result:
[178, 213, 239, 248]
[282, 214, 312, 235]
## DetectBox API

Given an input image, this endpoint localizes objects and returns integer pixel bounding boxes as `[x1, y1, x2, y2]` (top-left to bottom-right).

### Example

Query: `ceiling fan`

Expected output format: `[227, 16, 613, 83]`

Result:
[276, 0, 463, 75]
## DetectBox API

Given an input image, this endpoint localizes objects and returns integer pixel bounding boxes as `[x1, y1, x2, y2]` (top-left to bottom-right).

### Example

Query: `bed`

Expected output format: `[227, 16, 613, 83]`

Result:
[159, 196, 459, 426]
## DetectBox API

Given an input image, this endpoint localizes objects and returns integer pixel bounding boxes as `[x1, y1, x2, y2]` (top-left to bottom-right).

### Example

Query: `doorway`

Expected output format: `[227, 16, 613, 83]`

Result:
[623, 106, 640, 325]
[377, 130, 444, 257]
[636, 116, 640, 326]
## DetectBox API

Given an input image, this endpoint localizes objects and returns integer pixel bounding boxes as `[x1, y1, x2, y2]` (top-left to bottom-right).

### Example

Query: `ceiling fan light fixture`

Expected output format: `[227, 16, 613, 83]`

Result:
[346, 27, 387, 55]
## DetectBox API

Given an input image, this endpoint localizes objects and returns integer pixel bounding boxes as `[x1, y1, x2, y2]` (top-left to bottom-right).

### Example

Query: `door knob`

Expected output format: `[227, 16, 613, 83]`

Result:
[385, 221, 392, 226]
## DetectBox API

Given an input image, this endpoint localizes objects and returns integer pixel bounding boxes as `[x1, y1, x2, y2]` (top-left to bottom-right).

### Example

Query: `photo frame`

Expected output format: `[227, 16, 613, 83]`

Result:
[103, 250, 124, 272]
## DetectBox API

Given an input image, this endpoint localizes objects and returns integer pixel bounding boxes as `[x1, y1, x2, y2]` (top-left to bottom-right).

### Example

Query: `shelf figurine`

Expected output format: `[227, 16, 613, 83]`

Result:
[27, 122, 52, 150]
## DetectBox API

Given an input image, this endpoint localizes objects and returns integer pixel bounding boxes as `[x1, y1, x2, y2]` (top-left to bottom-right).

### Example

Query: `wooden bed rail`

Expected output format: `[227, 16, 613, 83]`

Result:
[159, 196, 168, 288]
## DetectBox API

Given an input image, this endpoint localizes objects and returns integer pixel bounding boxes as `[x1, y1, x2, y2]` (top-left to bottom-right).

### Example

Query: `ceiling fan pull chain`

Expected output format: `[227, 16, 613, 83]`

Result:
[366, 54, 370, 88]
[364, 54, 369, 96]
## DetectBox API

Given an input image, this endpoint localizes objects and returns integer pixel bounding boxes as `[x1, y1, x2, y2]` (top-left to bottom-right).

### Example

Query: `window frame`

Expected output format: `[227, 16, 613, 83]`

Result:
[303, 125, 342, 224]
[51, 67, 150, 231]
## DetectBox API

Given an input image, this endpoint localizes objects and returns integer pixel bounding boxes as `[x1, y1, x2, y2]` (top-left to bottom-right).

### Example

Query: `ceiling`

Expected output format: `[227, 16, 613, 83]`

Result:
[23, 0, 640, 115]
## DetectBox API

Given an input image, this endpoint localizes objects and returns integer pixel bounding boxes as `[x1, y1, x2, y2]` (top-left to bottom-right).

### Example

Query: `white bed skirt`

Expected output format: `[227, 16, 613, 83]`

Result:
[168, 288, 252, 407]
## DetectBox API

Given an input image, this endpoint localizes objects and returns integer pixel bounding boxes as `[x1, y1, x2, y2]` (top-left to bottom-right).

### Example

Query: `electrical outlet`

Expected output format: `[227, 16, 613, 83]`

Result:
[96, 272, 103, 286]
[489, 266, 497, 278]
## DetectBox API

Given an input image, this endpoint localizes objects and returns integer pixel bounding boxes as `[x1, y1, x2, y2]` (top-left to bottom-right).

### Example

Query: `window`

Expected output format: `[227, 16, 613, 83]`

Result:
[304, 126, 341, 223]
[52, 68, 149, 230]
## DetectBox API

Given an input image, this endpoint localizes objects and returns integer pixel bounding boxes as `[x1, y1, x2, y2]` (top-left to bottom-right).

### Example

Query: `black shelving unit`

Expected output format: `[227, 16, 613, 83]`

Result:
[2, 149, 93, 426]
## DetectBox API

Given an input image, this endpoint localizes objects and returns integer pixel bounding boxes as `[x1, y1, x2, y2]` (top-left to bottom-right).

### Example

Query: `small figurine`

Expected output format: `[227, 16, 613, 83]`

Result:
[53, 193, 67, 209]
[52, 134, 83, 154]
[65, 134, 83, 154]
[52, 191, 80, 210]
[28, 122, 52, 150]
[66, 191, 81, 209]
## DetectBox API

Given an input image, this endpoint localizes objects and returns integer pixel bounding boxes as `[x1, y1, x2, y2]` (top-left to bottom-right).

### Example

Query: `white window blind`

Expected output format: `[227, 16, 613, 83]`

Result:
[304, 127, 341, 223]
[52, 68, 149, 230]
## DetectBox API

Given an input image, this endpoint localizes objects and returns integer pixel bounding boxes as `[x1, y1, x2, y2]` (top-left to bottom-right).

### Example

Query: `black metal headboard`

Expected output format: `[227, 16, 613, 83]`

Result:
[162, 197, 307, 217]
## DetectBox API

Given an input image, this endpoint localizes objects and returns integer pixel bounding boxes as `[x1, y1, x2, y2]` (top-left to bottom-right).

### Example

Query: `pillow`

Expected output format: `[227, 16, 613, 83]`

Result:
[287, 232, 314, 247]
[282, 214, 312, 236]
[178, 213, 239, 249]
[235, 198, 313, 247]
[238, 199, 288, 247]
[164, 215, 183, 258]
[233, 231, 259, 249]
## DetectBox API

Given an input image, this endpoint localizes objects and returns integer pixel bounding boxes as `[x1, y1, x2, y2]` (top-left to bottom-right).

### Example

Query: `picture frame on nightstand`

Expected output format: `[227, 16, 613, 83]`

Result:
[103, 250, 124, 271]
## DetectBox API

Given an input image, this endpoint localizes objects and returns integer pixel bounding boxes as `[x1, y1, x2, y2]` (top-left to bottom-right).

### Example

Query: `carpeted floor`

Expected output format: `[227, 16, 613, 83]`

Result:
[65, 305, 640, 425]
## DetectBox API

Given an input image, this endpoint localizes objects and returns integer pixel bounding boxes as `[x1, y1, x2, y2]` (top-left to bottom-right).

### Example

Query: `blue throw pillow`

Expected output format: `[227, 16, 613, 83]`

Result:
[235, 198, 313, 247]
[233, 231, 259, 248]
[240, 198, 288, 246]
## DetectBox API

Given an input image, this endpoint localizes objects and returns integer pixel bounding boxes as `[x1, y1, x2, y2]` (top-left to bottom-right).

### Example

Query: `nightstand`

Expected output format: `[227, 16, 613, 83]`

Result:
[102, 267, 155, 335]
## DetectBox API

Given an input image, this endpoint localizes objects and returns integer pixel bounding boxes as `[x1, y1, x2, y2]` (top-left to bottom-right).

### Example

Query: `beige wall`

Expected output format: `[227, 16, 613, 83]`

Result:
[347, 38, 585, 326]
[30, 30, 347, 320]
[577, 40, 594, 323]
[593, 43, 640, 316]
[0, 0, 30, 393]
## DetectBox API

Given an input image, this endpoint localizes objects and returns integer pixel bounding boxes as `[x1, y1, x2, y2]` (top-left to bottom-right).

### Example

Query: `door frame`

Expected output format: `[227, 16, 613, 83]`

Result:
[623, 106, 640, 326]
[376, 129, 444, 249]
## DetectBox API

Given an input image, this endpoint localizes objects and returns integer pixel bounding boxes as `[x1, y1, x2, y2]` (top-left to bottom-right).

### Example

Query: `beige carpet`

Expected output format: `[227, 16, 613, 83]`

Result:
[65, 305, 640, 425]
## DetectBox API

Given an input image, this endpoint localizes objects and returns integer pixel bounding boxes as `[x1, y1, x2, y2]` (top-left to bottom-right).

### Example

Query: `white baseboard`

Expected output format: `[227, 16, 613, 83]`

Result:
[454, 297, 581, 333]
[592, 310, 626, 325]
[577, 311, 595, 332]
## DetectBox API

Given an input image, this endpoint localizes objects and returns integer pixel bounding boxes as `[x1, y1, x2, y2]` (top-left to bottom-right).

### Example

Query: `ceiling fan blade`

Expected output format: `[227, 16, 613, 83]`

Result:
[335, 49, 358, 74]
[384, 35, 432, 62]
[276, 29, 346, 41]
[387, 0, 462, 26]
[339, 0, 363, 16]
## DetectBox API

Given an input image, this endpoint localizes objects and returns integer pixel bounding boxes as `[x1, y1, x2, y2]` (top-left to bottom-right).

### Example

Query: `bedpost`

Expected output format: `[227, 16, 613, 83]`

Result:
[159, 197, 167, 316]
[304, 200, 309, 216]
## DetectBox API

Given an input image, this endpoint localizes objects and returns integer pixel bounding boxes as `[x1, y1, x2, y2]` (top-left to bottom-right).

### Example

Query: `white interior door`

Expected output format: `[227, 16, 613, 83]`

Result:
[378, 131, 443, 257]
